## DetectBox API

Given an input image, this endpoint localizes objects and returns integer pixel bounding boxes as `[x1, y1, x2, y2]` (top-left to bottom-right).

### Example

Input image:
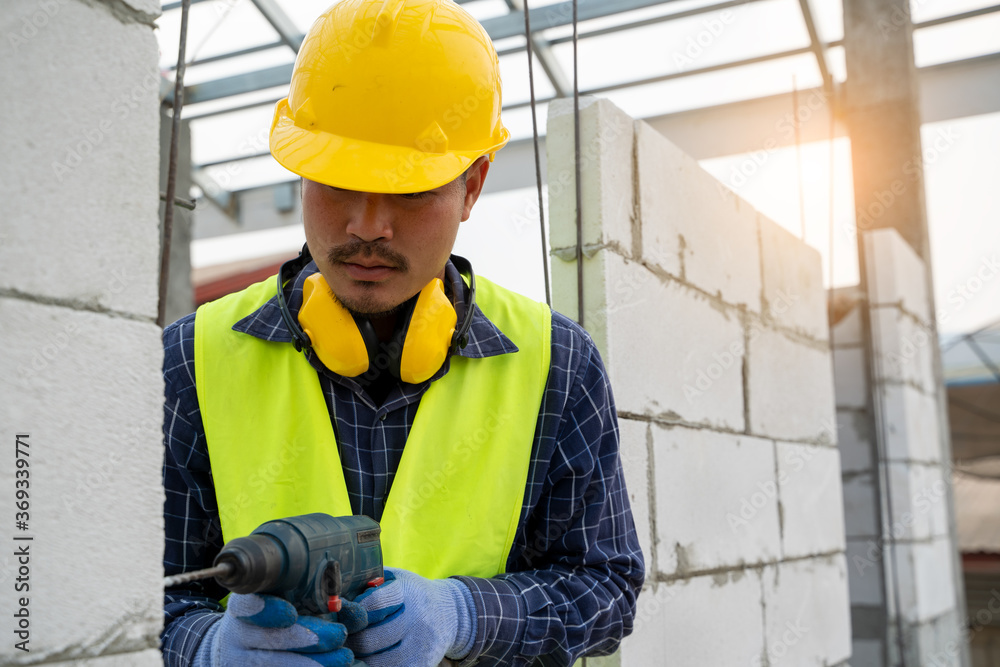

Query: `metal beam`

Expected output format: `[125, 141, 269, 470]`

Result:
[162, 0, 213, 11]
[167, 0, 999, 108]
[507, 0, 571, 97]
[248, 0, 303, 51]
[177, 63, 293, 105]
[480, 0, 686, 41]
[168, 40, 285, 72]
[796, 0, 832, 90]
[914, 3, 1000, 29]
[190, 51, 1000, 170]
[919, 51, 1000, 123]
[545, 0, 765, 46]
[503, 44, 818, 112]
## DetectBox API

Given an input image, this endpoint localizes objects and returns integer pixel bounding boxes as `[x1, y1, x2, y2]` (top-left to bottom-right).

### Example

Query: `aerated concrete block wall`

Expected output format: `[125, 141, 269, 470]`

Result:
[0, 0, 165, 664]
[832, 229, 965, 666]
[547, 97, 851, 666]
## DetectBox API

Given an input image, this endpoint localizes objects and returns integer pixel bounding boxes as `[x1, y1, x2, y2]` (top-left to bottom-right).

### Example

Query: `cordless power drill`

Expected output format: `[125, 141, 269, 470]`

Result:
[163, 513, 384, 616]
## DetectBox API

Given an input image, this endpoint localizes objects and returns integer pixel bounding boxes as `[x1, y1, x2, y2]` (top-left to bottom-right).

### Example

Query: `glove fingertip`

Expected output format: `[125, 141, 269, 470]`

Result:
[304, 647, 358, 667]
[294, 616, 348, 652]
[234, 594, 298, 628]
[335, 600, 369, 634]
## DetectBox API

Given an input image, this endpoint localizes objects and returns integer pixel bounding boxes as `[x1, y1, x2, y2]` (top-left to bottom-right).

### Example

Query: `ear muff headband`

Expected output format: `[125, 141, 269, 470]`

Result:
[276, 246, 477, 383]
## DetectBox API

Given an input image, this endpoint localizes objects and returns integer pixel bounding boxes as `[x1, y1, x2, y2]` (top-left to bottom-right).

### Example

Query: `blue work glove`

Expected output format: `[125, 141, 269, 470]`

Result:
[347, 568, 477, 667]
[193, 592, 365, 667]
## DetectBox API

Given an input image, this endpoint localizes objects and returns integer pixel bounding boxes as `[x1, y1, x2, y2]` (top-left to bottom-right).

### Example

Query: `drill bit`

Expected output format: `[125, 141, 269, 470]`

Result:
[163, 562, 234, 588]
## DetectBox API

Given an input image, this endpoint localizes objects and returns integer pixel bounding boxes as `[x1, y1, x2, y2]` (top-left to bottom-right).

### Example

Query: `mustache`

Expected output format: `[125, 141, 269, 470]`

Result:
[327, 240, 409, 272]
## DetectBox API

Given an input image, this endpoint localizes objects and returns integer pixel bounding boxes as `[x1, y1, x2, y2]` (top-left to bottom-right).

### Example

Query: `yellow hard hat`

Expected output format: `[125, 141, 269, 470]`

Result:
[269, 0, 510, 194]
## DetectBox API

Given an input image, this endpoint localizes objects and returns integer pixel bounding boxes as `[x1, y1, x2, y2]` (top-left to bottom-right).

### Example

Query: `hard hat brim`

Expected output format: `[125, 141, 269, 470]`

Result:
[269, 99, 509, 194]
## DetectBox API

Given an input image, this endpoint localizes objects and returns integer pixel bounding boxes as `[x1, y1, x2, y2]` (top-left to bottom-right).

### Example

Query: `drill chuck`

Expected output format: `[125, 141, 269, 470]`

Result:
[213, 533, 287, 594]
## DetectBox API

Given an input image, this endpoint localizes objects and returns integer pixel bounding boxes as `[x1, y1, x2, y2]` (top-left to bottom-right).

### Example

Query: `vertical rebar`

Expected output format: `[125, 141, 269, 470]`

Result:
[522, 1, 551, 308]
[158, 0, 193, 328]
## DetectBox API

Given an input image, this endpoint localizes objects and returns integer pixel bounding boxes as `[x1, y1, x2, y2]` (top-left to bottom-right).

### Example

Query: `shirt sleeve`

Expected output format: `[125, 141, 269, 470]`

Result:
[456, 313, 645, 666]
[161, 314, 226, 666]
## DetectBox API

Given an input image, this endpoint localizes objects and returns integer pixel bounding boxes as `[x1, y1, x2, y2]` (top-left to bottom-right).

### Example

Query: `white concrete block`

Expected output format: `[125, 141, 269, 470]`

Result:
[759, 216, 829, 341]
[761, 555, 852, 667]
[831, 302, 863, 348]
[846, 538, 886, 605]
[913, 609, 965, 667]
[833, 346, 868, 410]
[548, 97, 635, 254]
[864, 228, 931, 325]
[0, 1, 161, 320]
[881, 383, 945, 464]
[0, 299, 164, 661]
[886, 463, 951, 542]
[120, 0, 162, 17]
[871, 307, 937, 394]
[636, 121, 762, 311]
[654, 426, 779, 575]
[550, 246, 611, 355]
[896, 537, 959, 624]
[622, 571, 765, 667]
[837, 408, 874, 473]
[777, 443, 846, 558]
[618, 418, 653, 569]
[604, 253, 746, 430]
[842, 471, 879, 539]
[747, 327, 837, 443]
[851, 639, 886, 667]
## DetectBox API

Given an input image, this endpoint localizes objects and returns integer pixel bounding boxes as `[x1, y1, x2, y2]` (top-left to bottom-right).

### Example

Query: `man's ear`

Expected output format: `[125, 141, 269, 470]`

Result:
[461, 156, 491, 222]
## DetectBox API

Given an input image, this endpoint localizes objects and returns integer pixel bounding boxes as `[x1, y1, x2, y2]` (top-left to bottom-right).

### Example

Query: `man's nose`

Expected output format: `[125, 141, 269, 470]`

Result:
[345, 194, 394, 242]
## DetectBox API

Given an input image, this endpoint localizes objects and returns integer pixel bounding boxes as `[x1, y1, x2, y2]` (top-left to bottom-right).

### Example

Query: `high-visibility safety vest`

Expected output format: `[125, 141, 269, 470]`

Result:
[194, 273, 551, 579]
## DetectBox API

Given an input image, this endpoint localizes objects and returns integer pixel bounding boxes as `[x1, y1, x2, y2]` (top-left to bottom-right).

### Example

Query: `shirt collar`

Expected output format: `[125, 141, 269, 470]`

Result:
[231, 257, 519, 360]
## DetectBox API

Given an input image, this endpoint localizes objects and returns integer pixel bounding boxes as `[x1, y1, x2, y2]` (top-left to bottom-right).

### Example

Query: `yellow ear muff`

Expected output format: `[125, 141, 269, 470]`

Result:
[399, 278, 458, 384]
[298, 273, 370, 377]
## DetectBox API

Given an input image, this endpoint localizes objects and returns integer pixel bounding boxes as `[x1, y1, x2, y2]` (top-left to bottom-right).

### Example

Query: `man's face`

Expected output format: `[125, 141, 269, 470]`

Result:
[301, 158, 489, 316]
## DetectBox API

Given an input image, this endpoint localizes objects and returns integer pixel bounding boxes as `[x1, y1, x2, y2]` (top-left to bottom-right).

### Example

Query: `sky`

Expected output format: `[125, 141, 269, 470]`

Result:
[158, 0, 1000, 336]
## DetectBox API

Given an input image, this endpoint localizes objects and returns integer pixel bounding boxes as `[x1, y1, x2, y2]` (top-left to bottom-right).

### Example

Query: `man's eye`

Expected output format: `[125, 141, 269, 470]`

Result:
[400, 192, 428, 200]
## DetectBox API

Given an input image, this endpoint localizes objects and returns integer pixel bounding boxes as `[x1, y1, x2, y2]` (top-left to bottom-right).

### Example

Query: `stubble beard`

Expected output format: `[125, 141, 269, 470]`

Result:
[326, 239, 412, 317]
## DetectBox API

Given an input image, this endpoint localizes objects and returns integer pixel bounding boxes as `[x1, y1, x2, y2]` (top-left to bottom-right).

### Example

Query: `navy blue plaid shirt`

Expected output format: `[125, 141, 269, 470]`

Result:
[161, 259, 644, 666]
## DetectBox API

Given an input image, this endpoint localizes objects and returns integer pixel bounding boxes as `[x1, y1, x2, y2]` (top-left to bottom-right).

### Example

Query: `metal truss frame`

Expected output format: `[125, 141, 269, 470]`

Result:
[159, 0, 1000, 202]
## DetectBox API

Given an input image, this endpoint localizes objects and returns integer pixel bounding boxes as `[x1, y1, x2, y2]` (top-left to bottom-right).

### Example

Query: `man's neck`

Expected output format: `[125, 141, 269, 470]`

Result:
[370, 313, 398, 343]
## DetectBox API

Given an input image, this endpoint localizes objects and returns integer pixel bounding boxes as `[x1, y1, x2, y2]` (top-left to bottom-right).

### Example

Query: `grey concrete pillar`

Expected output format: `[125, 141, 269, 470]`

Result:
[159, 107, 195, 325]
[843, 1, 969, 665]
[843, 0, 928, 260]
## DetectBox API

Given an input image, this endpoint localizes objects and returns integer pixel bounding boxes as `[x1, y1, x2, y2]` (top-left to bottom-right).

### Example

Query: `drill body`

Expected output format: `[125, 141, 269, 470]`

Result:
[211, 513, 383, 616]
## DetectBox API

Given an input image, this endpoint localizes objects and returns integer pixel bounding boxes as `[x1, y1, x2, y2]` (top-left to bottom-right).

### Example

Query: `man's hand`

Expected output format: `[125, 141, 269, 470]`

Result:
[347, 568, 477, 667]
[194, 592, 362, 667]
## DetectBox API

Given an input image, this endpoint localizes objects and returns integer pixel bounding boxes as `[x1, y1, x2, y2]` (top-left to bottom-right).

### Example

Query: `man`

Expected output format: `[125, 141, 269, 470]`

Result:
[161, 1, 643, 665]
